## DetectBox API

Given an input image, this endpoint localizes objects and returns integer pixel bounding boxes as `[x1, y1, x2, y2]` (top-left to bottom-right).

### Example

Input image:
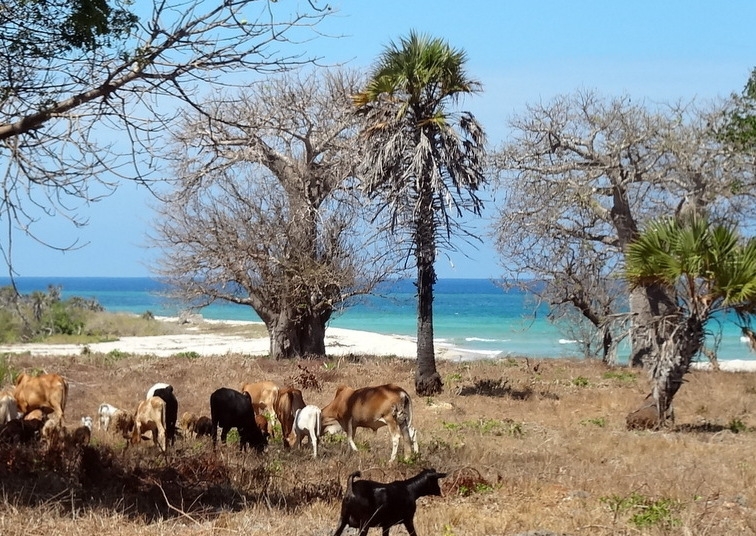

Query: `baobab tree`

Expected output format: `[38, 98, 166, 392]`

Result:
[154, 70, 398, 359]
[493, 91, 756, 366]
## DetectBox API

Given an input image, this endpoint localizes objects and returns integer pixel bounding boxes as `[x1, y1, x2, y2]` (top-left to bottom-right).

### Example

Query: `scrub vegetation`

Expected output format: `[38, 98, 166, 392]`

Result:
[1, 349, 754, 535]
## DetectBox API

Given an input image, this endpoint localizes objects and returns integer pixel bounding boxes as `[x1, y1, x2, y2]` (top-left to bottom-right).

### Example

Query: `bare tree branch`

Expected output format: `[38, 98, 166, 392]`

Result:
[0, 0, 331, 275]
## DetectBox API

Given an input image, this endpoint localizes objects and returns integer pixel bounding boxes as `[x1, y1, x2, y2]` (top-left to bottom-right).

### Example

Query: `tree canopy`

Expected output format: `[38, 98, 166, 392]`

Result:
[493, 91, 756, 364]
[154, 69, 398, 359]
[0, 0, 328, 274]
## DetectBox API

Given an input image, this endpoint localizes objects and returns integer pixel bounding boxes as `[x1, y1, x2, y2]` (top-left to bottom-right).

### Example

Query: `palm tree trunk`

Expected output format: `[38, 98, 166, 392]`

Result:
[626, 314, 704, 429]
[414, 200, 443, 396]
[628, 283, 678, 367]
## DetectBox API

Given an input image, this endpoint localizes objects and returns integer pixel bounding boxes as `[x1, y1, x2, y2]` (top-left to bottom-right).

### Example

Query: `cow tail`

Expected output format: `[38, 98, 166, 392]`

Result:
[346, 471, 361, 498]
[58, 376, 70, 425]
[395, 390, 413, 429]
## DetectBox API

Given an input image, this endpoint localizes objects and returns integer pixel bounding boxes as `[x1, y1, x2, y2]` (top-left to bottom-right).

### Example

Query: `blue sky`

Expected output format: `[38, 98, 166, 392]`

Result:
[9, 0, 756, 278]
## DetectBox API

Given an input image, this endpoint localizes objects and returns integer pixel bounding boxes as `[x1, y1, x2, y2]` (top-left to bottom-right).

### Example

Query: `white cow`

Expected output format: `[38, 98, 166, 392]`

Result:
[98, 403, 120, 431]
[146, 382, 171, 399]
[292, 404, 322, 458]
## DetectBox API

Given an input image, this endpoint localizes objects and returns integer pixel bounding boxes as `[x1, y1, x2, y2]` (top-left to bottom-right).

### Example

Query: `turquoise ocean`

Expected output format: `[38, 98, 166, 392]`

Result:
[2, 277, 754, 363]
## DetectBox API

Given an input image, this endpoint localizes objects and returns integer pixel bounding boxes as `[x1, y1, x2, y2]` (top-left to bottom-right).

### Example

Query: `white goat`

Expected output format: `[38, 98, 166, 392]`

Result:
[292, 404, 322, 458]
[97, 403, 120, 431]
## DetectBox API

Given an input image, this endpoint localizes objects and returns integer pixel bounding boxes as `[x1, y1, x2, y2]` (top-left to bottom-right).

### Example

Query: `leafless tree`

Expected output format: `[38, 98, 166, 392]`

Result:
[492, 91, 756, 366]
[0, 0, 330, 275]
[153, 69, 400, 359]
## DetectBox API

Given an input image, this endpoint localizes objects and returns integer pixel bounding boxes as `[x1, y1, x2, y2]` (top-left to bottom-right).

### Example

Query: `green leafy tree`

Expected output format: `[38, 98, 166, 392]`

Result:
[354, 32, 487, 395]
[720, 67, 756, 152]
[624, 216, 756, 428]
[2, 0, 137, 59]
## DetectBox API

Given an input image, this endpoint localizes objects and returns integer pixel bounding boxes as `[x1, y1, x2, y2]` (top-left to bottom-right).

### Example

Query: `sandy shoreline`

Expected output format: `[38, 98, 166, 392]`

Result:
[0, 317, 754, 371]
[0, 317, 473, 361]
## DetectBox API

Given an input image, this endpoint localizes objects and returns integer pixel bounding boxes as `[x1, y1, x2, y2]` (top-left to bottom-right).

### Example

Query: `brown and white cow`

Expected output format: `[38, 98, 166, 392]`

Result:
[111, 409, 135, 438]
[14, 372, 68, 422]
[321, 383, 419, 462]
[131, 396, 167, 452]
[273, 387, 306, 449]
[240, 381, 280, 415]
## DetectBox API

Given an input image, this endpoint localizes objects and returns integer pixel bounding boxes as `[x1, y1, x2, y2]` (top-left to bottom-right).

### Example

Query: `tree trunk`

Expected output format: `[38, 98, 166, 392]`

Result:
[626, 314, 704, 430]
[414, 197, 443, 396]
[266, 307, 329, 360]
[628, 283, 678, 367]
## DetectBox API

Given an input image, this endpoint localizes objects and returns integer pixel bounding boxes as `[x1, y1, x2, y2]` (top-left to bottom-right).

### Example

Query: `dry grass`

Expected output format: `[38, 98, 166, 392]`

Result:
[2, 350, 756, 535]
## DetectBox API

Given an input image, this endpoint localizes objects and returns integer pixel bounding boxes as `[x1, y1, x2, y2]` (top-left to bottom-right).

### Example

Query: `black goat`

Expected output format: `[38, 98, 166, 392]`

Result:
[332, 468, 447, 536]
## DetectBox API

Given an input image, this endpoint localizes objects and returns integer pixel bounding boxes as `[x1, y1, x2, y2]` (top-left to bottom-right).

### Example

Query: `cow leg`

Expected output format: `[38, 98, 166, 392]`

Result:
[157, 427, 166, 452]
[131, 423, 142, 445]
[220, 427, 229, 444]
[332, 520, 348, 536]
[403, 520, 418, 536]
[409, 425, 419, 453]
[399, 423, 419, 456]
[389, 431, 401, 462]
[309, 428, 318, 458]
[346, 421, 359, 452]
[386, 421, 401, 461]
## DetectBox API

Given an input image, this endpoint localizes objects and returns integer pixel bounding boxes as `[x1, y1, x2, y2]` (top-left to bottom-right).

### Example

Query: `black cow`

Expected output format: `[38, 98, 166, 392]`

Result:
[152, 385, 178, 446]
[332, 469, 447, 536]
[209, 388, 267, 452]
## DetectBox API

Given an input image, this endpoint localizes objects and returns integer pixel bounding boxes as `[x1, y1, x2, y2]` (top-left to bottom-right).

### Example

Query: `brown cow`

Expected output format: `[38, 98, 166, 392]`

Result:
[132, 396, 167, 452]
[194, 415, 213, 438]
[111, 410, 135, 438]
[14, 372, 68, 422]
[240, 381, 280, 415]
[24, 409, 46, 422]
[273, 387, 306, 449]
[255, 414, 272, 442]
[321, 383, 419, 462]
[180, 411, 198, 436]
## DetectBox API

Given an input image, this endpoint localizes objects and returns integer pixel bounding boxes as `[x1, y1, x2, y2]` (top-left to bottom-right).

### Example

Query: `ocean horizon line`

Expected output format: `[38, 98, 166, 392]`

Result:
[2, 275, 754, 363]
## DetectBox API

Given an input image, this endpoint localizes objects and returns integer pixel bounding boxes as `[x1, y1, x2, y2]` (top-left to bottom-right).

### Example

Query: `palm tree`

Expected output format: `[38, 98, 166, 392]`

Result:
[624, 216, 756, 428]
[354, 32, 487, 395]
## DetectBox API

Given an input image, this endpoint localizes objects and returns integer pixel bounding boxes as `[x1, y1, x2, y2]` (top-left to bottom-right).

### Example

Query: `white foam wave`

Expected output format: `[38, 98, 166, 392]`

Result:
[465, 337, 504, 343]
[559, 338, 582, 344]
[441, 346, 504, 361]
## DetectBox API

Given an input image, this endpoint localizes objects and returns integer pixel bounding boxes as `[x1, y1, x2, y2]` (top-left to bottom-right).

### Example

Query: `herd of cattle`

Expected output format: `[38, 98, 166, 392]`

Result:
[0, 372, 452, 535]
[0, 373, 420, 462]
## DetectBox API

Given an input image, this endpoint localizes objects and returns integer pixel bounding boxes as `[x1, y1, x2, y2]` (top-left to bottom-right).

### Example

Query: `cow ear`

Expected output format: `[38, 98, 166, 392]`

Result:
[434, 472, 448, 479]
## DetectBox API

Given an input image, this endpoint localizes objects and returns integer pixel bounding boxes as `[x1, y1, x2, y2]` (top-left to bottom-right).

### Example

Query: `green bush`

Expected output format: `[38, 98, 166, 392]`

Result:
[0, 285, 102, 341]
[0, 354, 18, 386]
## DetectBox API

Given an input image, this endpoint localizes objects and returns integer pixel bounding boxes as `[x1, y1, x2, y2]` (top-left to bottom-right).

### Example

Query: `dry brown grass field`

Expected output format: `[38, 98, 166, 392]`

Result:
[2, 343, 756, 535]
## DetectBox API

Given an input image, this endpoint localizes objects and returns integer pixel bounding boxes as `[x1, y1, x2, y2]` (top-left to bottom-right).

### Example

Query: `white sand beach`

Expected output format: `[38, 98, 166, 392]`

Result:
[0, 317, 754, 371]
[0, 318, 427, 360]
